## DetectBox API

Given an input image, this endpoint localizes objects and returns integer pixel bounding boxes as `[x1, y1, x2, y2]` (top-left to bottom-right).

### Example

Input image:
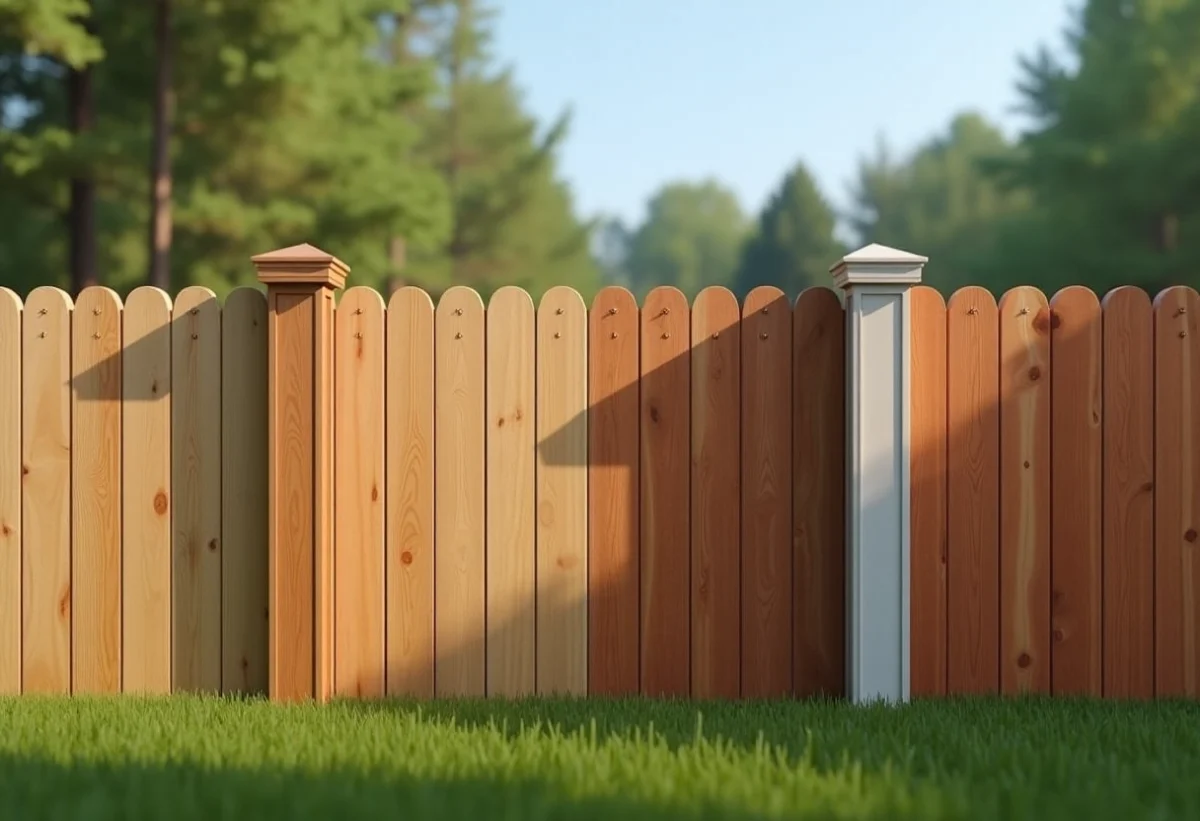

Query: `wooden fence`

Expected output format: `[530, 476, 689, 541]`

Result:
[0, 251, 1197, 701]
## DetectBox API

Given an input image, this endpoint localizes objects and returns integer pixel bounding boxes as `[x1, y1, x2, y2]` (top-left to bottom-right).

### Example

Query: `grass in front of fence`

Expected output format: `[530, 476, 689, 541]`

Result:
[0, 695, 1195, 820]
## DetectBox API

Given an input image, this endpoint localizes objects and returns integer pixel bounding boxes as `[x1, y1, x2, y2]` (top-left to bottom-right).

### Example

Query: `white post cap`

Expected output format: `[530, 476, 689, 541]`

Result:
[830, 243, 927, 290]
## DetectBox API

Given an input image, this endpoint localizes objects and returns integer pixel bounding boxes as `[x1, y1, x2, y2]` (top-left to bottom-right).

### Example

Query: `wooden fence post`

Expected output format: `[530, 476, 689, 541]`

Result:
[831, 243, 926, 704]
[253, 243, 348, 703]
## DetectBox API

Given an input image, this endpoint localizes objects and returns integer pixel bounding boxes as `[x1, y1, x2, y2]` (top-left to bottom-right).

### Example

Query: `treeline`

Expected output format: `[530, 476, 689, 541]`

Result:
[602, 0, 1200, 299]
[0, 0, 595, 298]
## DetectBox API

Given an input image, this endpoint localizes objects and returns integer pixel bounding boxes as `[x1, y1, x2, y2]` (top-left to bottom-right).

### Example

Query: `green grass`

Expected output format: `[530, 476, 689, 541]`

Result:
[0, 695, 1196, 819]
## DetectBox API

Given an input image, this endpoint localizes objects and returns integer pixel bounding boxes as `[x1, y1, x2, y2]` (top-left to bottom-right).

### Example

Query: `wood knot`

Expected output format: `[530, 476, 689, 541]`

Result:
[649, 405, 660, 423]
[1052, 629, 1065, 643]
[400, 551, 413, 566]
[1017, 652, 1032, 669]
[370, 484, 379, 502]
[207, 538, 218, 552]
[1023, 460, 1031, 469]
[150, 380, 159, 395]
[497, 417, 505, 428]
[514, 409, 523, 422]
[21, 464, 29, 476]
[1049, 311, 1062, 330]
[556, 554, 578, 570]
[1028, 366, 1041, 382]
[153, 491, 169, 516]
[58, 587, 70, 618]
[1031, 309, 1051, 334]
[1186, 528, 1198, 543]
[0, 522, 10, 537]
[1141, 481, 1154, 494]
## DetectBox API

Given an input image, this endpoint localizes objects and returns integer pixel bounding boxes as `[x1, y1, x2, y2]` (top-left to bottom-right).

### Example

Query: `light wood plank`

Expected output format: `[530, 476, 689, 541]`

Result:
[172, 286, 223, 692]
[946, 287, 1000, 694]
[0, 288, 21, 694]
[690, 286, 741, 699]
[587, 286, 640, 696]
[1155, 286, 1200, 696]
[486, 286, 536, 696]
[741, 286, 792, 698]
[793, 286, 846, 698]
[998, 287, 1051, 695]
[22, 286, 72, 694]
[1049, 286, 1103, 696]
[909, 285, 947, 697]
[71, 286, 123, 693]
[536, 286, 588, 695]
[332, 287, 386, 698]
[221, 287, 268, 695]
[1101, 287, 1155, 699]
[386, 287, 435, 697]
[122, 287, 173, 694]
[640, 286, 691, 697]
[434, 286, 486, 697]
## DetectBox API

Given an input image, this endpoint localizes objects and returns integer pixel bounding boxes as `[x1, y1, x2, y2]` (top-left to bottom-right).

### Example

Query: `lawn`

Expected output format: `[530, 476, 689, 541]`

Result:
[0, 695, 1195, 820]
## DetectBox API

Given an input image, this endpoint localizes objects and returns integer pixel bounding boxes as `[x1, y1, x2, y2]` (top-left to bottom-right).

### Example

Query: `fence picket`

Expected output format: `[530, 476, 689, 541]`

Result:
[386, 287, 436, 697]
[434, 287, 486, 697]
[1154, 286, 1200, 696]
[0, 289, 20, 694]
[486, 287, 536, 696]
[1049, 286, 1102, 696]
[71, 286, 123, 693]
[22, 287, 72, 694]
[640, 286, 691, 697]
[998, 287, 1051, 695]
[690, 286, 741, 699]
[587, 287, 641, 696]
[1101, 287, 1155, 699]
[946, 287, 1000, 694]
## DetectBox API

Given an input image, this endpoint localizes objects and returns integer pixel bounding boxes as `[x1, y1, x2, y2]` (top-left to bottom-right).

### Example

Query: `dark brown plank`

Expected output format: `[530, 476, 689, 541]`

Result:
[640, 286, 691, 697]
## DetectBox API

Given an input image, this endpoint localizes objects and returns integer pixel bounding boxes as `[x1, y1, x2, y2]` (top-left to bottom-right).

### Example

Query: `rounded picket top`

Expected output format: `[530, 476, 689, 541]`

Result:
[1048, 286, 1101, 340]
[489, 285, 534, 314]
[1100, 283, 1153, 316]
[0, 285, 23, 315]
[74, 285, 123, 313]
[998, 285, 1051, 333]
[340, 285, 386, 312]
[590, 285, 637, 317]
[24, 285, 74, 313]
[125, 285, 174, 316]
[904, 284, 945, 311]
[538, 284, 586, 315]
[946, 284, 998, 315]
[436, 285, 484, 316]
[387, 284, 434, 315]
[692, 286, 739, 342]
[173, 285, 220, 317]
[642, 285, 688, 319]
[1152, 284, 1200, 314]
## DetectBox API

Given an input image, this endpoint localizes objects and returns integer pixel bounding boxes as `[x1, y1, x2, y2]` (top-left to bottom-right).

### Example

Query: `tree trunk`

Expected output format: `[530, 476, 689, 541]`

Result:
[67, 21, 97, 295]
[148, 0, 174, 291]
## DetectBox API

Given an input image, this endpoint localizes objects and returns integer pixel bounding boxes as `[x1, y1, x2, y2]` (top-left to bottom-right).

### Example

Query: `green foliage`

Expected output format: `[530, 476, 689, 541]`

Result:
[735, 161, 844, 298]
[625, 180, 747, 299]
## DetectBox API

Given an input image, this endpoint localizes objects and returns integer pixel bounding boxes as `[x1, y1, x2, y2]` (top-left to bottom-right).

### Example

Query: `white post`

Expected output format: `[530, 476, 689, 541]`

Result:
[830, 243, 926, 704]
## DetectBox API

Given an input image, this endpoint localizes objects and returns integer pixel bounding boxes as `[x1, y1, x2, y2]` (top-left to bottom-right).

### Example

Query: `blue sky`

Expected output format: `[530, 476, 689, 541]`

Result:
[492, 0, 1075, 231]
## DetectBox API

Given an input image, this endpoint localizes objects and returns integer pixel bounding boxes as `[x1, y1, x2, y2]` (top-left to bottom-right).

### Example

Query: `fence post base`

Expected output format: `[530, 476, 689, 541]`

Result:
[253, 244, 348, 703]
[831, 244, 926, 704]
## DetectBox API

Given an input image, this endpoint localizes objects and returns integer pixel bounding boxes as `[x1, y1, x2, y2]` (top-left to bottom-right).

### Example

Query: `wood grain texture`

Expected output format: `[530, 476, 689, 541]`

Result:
[587, 286, 640, 696]
[690, 286, 741, 699]
[640, 286, 691, 697]
[333, 287, 386, 698]
[22, 287, 72, 694]
[220, 287, 268, 695]
[536, 286, 588, 695]
[71, 286, 123, 694]
[122, 288, 172, 694]
[434, 286, 486, 697]
[909, 286, 947, 697]
[0, 288, 20, 694]
[946, 287, 1000, 694]
[741, 286, 793, 698]
[386, 287, 435, 697]
[172, 287, 222, 692]
[268, 290, 315, 701]
[998, 287, 1051, 694]
[314, 289, 335, 703]
[793, 287, 846, 698]
[1154, 287, 1200, 696]
[486, 287, 536, 696]
[1101, 287, 1155, 699]
[1048, 286, 1102, 696]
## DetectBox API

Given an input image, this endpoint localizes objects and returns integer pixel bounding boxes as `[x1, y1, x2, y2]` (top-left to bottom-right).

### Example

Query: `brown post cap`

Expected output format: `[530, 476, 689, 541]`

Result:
[252, 243, 350, 290]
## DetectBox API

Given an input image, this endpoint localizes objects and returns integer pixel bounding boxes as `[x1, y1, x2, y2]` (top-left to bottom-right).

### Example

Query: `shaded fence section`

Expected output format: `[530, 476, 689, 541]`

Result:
[0, 284, 268, 696]
[909, 283, 1200, 698]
